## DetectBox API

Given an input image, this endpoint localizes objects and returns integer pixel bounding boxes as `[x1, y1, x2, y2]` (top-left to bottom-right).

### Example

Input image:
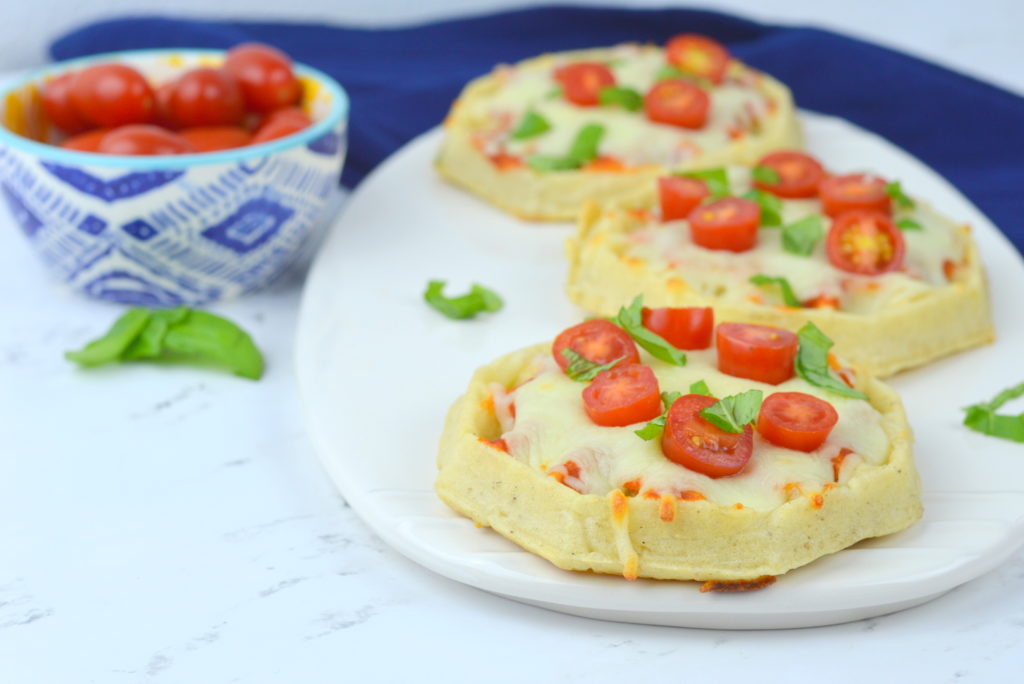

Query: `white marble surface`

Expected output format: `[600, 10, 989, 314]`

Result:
[1, 3, 1023, 683]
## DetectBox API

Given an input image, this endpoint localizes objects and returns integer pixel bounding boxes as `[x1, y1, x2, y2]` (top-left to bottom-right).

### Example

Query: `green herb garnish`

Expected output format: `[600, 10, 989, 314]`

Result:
[424, 280, 503, 320]
[689, 379, 712, 396]
[750, 274, 801, 307]
[676, 167, 730, 199]
[794, 322, 866, 399]
[544, 86, 564, 100]
[561, 349, 625, 382]
[654, 64, 686, 81]
[699, 390, 763, 433]
[781, 215, 824, 256]
[613, 296, 686, 366]
[742, 188, 784, 226]
[598, 86, 643, 111]
[635, 391, 682, 440]
[751, 165, 781, 185]
[510, 110, 551, 140]
[526, 123, 604, 172]
[962, 382, 1024, 443]
[65, 307, 264, 380]
[885, 181, 916, 209]
[896, 218, 923, 231]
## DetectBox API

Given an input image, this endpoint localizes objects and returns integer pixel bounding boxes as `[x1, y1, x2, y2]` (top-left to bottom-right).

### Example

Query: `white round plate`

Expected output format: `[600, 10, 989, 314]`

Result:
[295, 112, 1024, 629]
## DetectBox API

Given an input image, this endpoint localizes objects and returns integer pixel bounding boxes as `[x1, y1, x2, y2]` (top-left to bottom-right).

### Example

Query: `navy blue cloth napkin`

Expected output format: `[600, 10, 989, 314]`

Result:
[51, 7, 1023, 250]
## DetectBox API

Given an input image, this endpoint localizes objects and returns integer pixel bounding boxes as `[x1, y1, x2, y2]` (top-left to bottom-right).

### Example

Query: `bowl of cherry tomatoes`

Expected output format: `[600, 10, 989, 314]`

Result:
[0, 43, 348, 305]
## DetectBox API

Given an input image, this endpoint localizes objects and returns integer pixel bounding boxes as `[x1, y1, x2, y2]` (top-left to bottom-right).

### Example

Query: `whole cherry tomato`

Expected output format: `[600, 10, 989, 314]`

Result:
[662, 394, 753, 478]
[168, 68, 245, 127]
[42, 73, 89, 134]
[69, 64, 155, 127]
[251, 107, 314, 144]
[60, 128, 111, 152]
[582, 364, 662, 427]
[180, 126, 252, 152]
[552, 319, 640, 373]
[553, 62, 615, 107]
[97, 125, 195, 155]
[224, 43, 302, 113]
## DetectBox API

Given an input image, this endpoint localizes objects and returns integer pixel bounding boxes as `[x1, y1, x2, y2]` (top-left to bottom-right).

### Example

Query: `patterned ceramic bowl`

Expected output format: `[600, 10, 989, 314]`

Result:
[0, 49, 348, 306]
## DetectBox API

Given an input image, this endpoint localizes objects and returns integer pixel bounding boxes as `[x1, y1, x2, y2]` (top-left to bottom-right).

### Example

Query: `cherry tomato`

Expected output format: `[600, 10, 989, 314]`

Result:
[224, 43, 302, 113]
[819, 173, 891, 217]
[553, 62, 615, 107]
[251, 107, 314, 144]
[582, 364, 662, 427]
[641, 306, 714, 350]
[153, 81, 179, 129]
[42, 73, 89, 134]
[168, 68, 245, 127]
[60, 128, 111, 152]
[180, 126, 252, 152]
[644, 79, 709, 129]
[754, 151, 826, 199]
[687, 197, 760, 252]
[716, 322, 798, 385]
[665, 34, 730, 84]
[97, 125, 195, 155]
[552, 319, 640, 373]
[69, 64, 155, 127]
[658, 176, 709, 221]
[826, 211, 905, 275]
[757, 392, 838, 452]
[662, 394, 753, 478]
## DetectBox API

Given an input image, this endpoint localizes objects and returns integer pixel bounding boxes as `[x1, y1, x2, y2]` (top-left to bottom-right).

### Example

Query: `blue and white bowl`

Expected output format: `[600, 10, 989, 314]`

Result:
[0, 49, 348, 306]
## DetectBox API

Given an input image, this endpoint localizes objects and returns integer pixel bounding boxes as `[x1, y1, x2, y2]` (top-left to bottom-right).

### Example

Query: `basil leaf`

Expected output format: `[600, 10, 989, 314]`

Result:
[544, 86, 564, 100]
[742, 188, 784, 226]
[750, 274, 801, 308]
[424, 280, 504, 320]
[510, 110, 551, 140]
[794, 322, 867, 399]
[526, 155, 576, 171]
[751, 165, 781, 185]
[897, 218, 923, 231]
[613, 296, 687, 366]
[962, 382, 1024, 443]
[699, 390, 763, 433]
[561, 349, 625, 382]
[655, 65, 686, 82]
[598, 86, 643, 111]
[689, 380, 712, 396]
[781, 215, 824, 256]
[635, 391, 683, 440]
[885, 181, 916, 209]
[64, 308, 151, 366]
[676, 167, 730, 199]
[526, 123, 604, 172]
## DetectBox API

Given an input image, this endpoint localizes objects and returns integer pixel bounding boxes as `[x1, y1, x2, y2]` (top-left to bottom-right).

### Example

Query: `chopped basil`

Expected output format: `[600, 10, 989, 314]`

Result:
[65, 307, 264, 380]
[510, 110, 551, 140]
[544, 86, 564, 99]
[561, 349, 625, 382]
[654, 64, 686, 81]
[424, 280, 503, 320]
[635, 391, 682, 440]
[750, 274, 801, 307]
[689, 379, 712, 396]
[699, 390, 763, 433]
[526, 155, 577, 171]
[962, 382, 1024, 443]
[896, 218, 923, 231]
[598, 86, 643, 111]
[794, 322, 867, 399]
[885, 181, 916, 209]
[614, 296, 686, 366]
[526, 123, 604, 172]
[675, 167, 730, 199]
[751, 165, 781, 185]
[742, 188, 784, 226]
[781, 215, 824, 256]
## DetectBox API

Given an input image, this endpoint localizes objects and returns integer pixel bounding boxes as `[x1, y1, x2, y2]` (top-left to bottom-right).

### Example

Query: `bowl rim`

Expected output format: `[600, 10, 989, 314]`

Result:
[0, 47, 349, 169]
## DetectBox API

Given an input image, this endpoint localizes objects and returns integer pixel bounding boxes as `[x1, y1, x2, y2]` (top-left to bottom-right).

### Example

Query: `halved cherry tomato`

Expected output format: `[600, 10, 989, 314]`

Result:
[641, 306, 714, 350]
[716, 322, 798, 385]
[69, 64, 155, 127]
[168, 68, 245, 127]
[97, 125, 195, 155]
[582, 364, 662, 427]
[826, 211, 905, 275]
[658, 176, 709, 221]
[754, 150, 826, 199]
[552, 319, 640, 373]
[224, 43, 302, 113]
[688, 197, 760, 252]
[662, 394, 753, 478]
[180, 126, 252, 152]
[251, 107, 314, 144]
[553, 62, 615, 107]
[757, 392, 838, 452]
[819, 173, 891, 217]
[644, 79, 709, 129]
[665, 34, 730, 84]
[42, 73, 89, 134]
[60, 128, 111, 152]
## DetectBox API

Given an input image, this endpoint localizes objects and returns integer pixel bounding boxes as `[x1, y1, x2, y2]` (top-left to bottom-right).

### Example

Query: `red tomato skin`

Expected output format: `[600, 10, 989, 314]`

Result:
[658, 176, 709, 221]
[152, 81, 180, 129]
[826, 211, 906, 275]
[179, 126, 252, 152]
[251, 107, 314, 144]
[641, 306, 714, 350]
[60, 128, 111, 152]
[644, 79, 710, 129]
[716, 322, 798, 385]
[582, 364, 662, 427]
[69, 64, 155, 127]
[42, 73, 89, 134]
[819, 174, 891, 217]
[224, 43, 302, 113]
[665, 34, 730, 84]
[687, 197, 760, 252]
[754, 150, 826, 199]
[553, 62, 615, 107]
[97, 125, 196, 155]
[661, 394, 754, 478]
[168, 68, 245, 127]
[552, 319, 640, 373]
[757, 392, 839, 452]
